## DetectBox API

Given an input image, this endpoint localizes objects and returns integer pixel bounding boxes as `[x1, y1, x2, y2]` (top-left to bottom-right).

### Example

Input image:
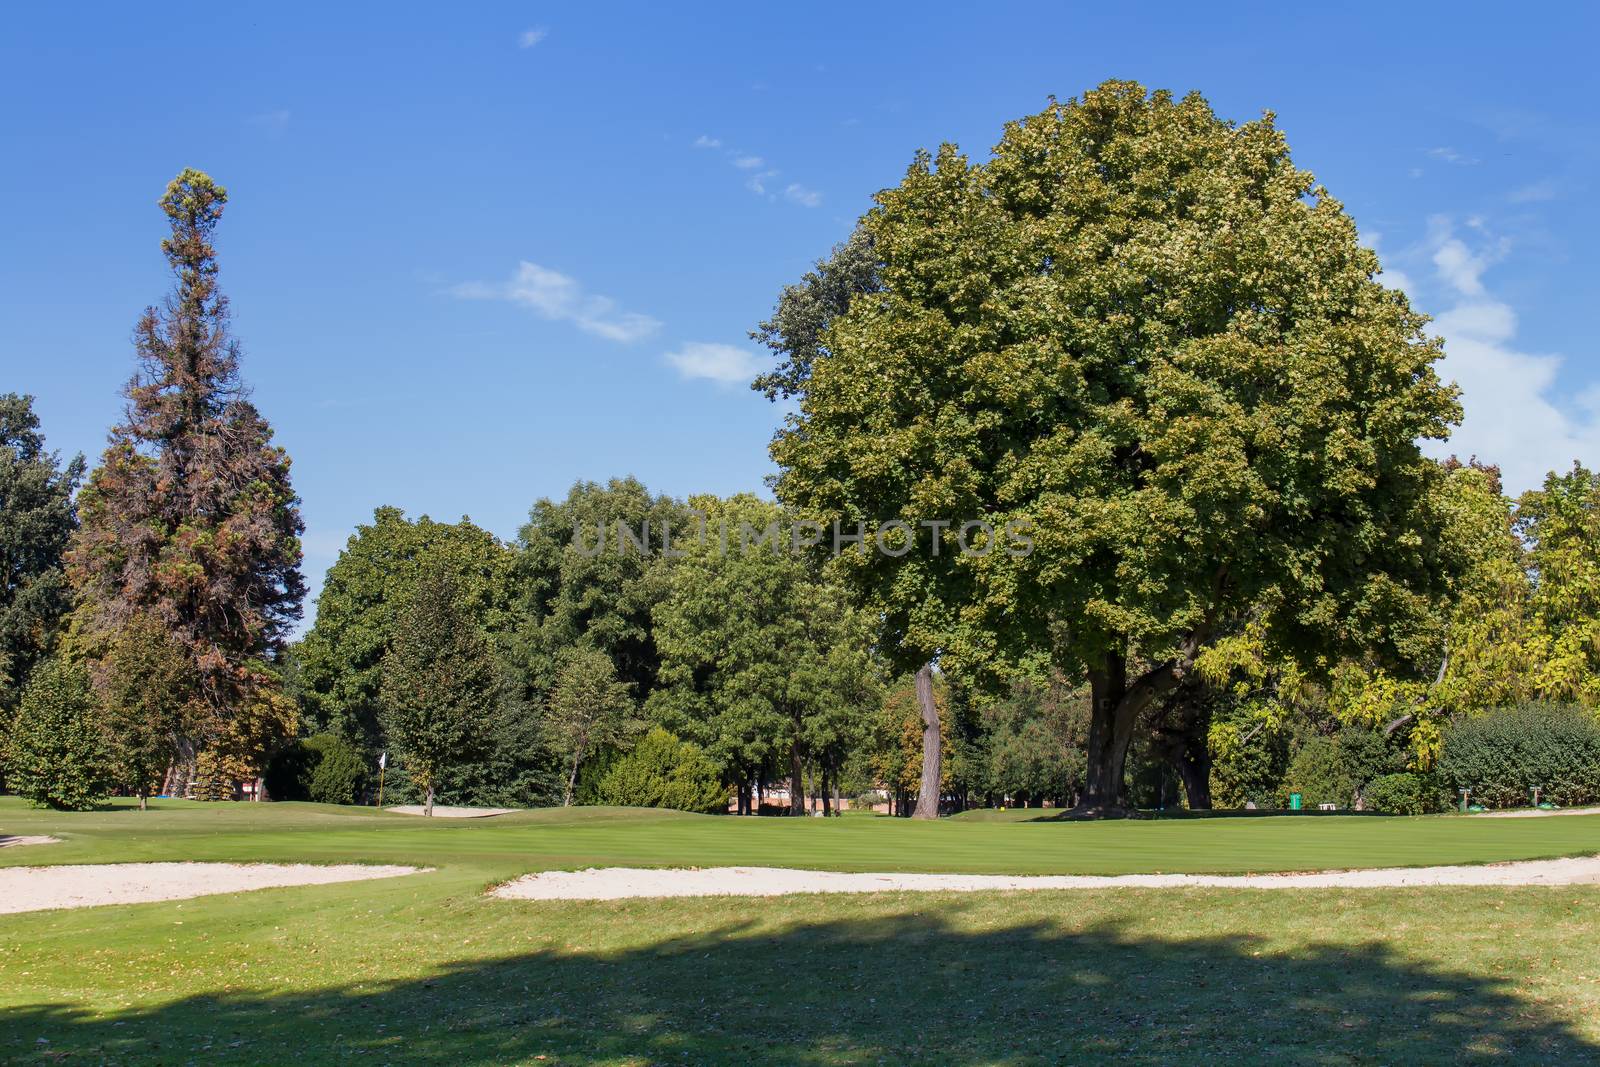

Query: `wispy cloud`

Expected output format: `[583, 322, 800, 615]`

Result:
[690, 137, 821, 207]
[518, 27, 548, 48]
[453, 262, 660, 343]
[1427, 146, 1480, 166]
[1420, 217, 1599, 493]
[664, 342, 763, 385]
[784, 183, 822, 208]
[745, 169, 778, 195]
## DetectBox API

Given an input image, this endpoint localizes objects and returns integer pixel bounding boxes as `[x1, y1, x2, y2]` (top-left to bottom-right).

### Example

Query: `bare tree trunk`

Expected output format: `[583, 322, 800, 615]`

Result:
[913, 663, 942, 819]
[564, 753, 580, 806]
[821, 766, 832, 816]
[425, 783, 435, 817]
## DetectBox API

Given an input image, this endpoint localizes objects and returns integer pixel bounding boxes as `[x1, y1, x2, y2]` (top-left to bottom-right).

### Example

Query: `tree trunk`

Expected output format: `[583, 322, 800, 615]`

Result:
[563, 748, 583, 807]
[913, 663, 942, 819]
[789, 741, 806, 816]
[1079, 656, 1129, 813]
[1176, 746, 1212, 810]
[425, 783, 434, 817]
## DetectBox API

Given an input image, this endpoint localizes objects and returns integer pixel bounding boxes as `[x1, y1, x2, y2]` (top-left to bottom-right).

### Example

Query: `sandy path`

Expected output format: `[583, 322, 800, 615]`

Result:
[1474, 806, 1600, 818]
[0, 862, 423, 915]
[494, 857, 1600, 900]
[0, 835, 59, 848]
[384, 805, 516, 818]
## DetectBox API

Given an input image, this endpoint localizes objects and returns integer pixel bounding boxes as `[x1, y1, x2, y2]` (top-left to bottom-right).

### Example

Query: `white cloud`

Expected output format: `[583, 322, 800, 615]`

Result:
[664, 342, 763, 385]
[732, 155, 765, 169]
[693, 135, 722, 149]
[783, 183, 821, 208]
[453, 262, 660, 343]
[519, 27, 547, 48]
[1421, 220, 1600, 493]
[745, 169, 778, 195]
[1427, 146, 1479, 165]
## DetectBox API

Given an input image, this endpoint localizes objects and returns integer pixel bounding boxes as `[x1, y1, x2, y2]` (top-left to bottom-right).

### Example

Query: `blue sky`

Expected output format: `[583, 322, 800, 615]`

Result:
[3, 3, 1597, 628]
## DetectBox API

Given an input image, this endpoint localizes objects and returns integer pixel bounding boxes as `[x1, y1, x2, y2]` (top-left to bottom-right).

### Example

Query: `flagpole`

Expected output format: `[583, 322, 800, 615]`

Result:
[377, 750, 387, 810]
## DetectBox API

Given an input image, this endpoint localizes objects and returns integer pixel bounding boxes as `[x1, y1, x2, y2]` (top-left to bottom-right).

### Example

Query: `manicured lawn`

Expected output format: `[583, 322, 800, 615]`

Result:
[3, 798, 1599, 1064]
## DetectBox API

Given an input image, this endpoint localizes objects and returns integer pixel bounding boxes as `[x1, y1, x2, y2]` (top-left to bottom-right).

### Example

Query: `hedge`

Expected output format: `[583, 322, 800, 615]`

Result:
[1438, 703, 1600, 809]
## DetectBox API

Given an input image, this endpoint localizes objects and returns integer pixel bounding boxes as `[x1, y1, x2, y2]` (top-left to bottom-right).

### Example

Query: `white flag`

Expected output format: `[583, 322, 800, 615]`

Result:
[379, 751, 387, 770]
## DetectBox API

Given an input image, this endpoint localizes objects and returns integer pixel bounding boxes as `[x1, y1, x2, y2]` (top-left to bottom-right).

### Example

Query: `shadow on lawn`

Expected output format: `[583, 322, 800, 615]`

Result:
[8, 905, 1594, 1065]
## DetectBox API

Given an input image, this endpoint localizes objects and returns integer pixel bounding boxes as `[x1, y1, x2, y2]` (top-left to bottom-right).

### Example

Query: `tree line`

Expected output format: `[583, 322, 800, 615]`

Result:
[5, 82, 1600, 816]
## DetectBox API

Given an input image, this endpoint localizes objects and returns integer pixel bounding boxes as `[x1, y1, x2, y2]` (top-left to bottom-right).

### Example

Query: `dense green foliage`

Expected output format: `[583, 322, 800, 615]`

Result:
[1438, 703, 1600, 808]
[765, 81, 1459, 811]
[3, 658, 108, 809]
[594, 727, 728, 813]
[379, 565, 498, 813]
[544, 646, 637, 806]
[0, 394, 83, 713]
[512, 477, 686, 698]
[296, 507, 513, 751]
[95, 614, 196, 804]
[648, 494, 877, 813]
[1363, 772, 1439, 815]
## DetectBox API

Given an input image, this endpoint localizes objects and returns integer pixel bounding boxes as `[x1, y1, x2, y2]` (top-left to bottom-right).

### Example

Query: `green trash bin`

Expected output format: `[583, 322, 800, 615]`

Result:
[1289, 793, 1303, 811]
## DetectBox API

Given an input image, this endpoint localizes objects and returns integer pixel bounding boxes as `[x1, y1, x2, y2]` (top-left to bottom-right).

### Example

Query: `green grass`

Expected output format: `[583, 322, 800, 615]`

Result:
[3, 798, 1600, 1064]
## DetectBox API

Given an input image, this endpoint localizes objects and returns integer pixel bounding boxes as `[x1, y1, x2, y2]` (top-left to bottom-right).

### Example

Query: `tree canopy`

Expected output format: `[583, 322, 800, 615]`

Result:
[768, 82, 1460, 810]
[0, 394, 83, 710]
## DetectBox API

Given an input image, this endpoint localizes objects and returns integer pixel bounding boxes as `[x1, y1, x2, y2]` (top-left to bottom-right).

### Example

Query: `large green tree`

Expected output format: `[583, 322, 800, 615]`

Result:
[67, 170, 304, 796]
[1517, 463, 1600, 705]
[544, 645, 637, 806]
[512, 477, 687, 699]
[648, 495, 877, 815]
[296, 507, 514, 751]
[379, 563, 497, 815]
[3, 658, 109, 811]
[0, 394, 83, 711]
[96, 613, 197, 808]
[767, 82, 1459, 812]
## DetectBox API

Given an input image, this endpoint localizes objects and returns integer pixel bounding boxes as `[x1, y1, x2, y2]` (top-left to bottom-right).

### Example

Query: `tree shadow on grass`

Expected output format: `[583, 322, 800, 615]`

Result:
[6, 903, 1594, 1065]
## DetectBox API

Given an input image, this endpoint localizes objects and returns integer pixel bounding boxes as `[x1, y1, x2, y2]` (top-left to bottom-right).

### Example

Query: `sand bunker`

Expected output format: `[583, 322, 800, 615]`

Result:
[0, 862, 422, 915]
[1474, 806, 1600, 818]
[0, 835, 59, 849]
[494, 857, 1600, 900]
[384, 805, 516, 818]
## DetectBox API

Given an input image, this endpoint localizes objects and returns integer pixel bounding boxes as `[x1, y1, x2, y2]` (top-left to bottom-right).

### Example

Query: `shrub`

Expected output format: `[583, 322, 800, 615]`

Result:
[1438, 703, 1600, 809]
[307, 734, 367, 805]
[264, 733, 368, 805]
[3, 658, 110, 810]
[1364, 772, 1438, 815]
[1280, 736, 1352, 808]
[594, 728, 728, 813]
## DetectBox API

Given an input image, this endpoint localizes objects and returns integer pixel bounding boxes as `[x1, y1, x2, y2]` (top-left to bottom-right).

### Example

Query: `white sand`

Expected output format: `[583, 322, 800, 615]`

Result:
[0, 835, 59, 848]
[493, 856, 1600, 900]
[1473, 806, 1600, 818]
[384, 805, 516, 818]
[0, 862, 423, 915]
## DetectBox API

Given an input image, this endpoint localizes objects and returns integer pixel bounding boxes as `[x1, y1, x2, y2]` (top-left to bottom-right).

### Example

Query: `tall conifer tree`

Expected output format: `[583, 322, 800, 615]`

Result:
[69, 170, 304, 795]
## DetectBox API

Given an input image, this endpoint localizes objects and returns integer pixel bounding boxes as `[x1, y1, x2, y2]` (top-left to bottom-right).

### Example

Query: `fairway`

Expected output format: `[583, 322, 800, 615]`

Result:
[4, 800, 1600, 1064]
